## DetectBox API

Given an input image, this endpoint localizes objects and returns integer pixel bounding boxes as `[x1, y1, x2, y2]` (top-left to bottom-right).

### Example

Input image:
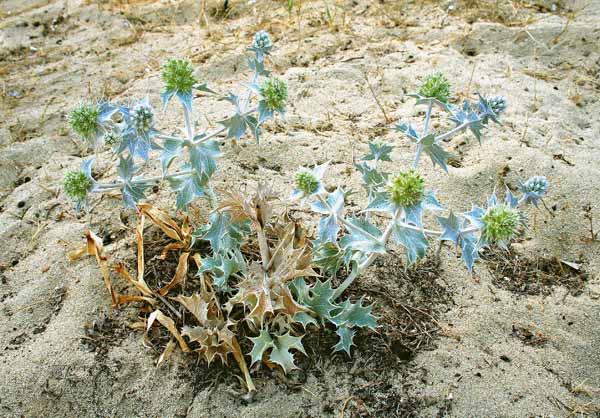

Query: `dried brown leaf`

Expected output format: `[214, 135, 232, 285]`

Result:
[157, 252, 190, 296]
[146, 309, 190, 352]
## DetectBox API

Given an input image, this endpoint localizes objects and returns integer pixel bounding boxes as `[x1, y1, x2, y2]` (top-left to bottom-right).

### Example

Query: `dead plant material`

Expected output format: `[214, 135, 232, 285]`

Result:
[483, 248, 588, 296]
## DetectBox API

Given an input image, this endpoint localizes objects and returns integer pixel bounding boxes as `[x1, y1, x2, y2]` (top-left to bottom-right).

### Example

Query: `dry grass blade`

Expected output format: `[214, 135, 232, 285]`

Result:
[158, 252, 190, 296]
[139, 203, 186, 243]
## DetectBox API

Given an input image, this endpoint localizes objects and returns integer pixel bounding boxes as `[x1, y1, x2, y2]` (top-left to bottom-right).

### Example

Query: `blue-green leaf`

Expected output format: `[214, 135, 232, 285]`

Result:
[391, 223, 428, 265]
[332, 326, 356, 355]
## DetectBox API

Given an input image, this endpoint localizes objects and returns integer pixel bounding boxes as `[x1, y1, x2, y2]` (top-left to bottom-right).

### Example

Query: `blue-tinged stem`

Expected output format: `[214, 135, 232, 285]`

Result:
[422, 101, 433, 137]
[242, 70, 259, 112]
[413, 145, 423, 169]
[183, 105, 194, 140]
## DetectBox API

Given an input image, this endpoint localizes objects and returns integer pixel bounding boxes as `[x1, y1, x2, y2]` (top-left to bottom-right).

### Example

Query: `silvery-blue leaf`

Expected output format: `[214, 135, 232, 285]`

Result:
[176, 90, 193, 113]
[82, 158, 96, 182]
[221, 93, 240, 108]
[391, 223, 428, 265]
[395, 122, 419, 141]
[189, 139, 221, 177]
[117, 156, 138, 182]
[158, 138, 184, 174]
[463, 206, 485, 229]
[122, 183, 148, 208]
[355, 163, 387, 192]
[161, 90, 176, 111]
[332, 326, 356, 355]
[460, 233, 479, 271]
[293, 312, 318, 328]
[258, 100, 275, 124]
[98, 101, 118, 121]
[247, 57, 270, 76]
[313, 161, 329, 179]
[193, 83, 217, 95]
[290, 189, 304, 200]
[424, 190, 443, 211]
[436, 210, 462, 244]
[487, 192, 498, 208]
[504, 188, 519, 208]
[330, 297, 377, 329]
[245, 114, 261, 143]
[198, 253, 240, 292]
[340, 217, 385, 255]
[219, 113, 247, 140]
[290, 278, 338, 324]
[319, 215, 340, 243]
[364, 192, 396, 214]
[403, 203, 424, 226]
[167, 172, 209, 210]
[476, 93, 500, 125]
[418, 134, 452, 173]
[362, 142, 393, 163]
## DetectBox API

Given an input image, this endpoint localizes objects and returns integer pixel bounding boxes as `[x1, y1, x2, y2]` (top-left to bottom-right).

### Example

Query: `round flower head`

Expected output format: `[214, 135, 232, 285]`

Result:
[481, 205, 520, 244]
[260, 77, 288, 113]
[161, 58, 197, 93]
[521, 176, 548, 196]
[295, 170, 319, 196]
[418, 72, 451, 103]
[489, 96, 507, 116]
[131, 102, 154, 133]
[63, 170, 92, 203]
[389, 170, 425, 207]
[69, 103, 100, 140]
[252, 30, 272, 51]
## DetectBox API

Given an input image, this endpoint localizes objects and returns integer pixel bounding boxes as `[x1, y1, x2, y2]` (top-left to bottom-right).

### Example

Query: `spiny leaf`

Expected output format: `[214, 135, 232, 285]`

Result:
[291, 278, 338, 323]
[362, 142, 393, 163]
[391, 223, 429, 265]
[269, 332, 306, 374]
[332, 326, 356, 356]
[330, 297, 377, 329]
[418, 134, 453, 173]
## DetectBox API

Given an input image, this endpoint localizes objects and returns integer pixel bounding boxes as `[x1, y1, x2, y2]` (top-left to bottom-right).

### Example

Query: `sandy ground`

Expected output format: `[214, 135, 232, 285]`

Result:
[1, 0, 599, 416]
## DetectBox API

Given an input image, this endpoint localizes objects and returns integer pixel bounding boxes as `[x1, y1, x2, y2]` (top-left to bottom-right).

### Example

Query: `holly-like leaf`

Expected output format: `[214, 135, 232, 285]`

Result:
[193, 212, 250, 253]
[122, 182, 149, 208]
[198, 254, 241, 291]
[330, 297, 377, 329]
[392, 222, 429, 265]
[362, 142, 393, 163]
[460, 232, 480, 271]
[332, 326, 356, 355]
[219, 113, 261, 143]
[436, 210, 462, 244]
[449, 107, 484, 143]
[158, 138, 184, 174]
[340, 217, 385, 255]
[312, 242, 346, 276]
[395, 122, 419, 141]
[269, 332, 306, 374]
[167, 171, 210, 210]
[249, 328, 274, 365]
[187, 139, 221, 178]
[417, 134, 453, 173]
[291, 278, 338, 323]
[463, 205, 485, 229]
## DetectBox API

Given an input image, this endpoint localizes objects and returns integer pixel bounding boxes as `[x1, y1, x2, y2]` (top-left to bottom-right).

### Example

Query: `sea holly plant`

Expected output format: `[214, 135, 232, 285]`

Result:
[292, 74, 549, 309]
[63, 31, 288, 212]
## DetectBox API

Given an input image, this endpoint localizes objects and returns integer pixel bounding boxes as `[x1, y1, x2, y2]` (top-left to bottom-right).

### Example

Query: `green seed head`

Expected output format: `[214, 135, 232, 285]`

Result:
[418, 72, 451, 103]
[481, 205, 520, 243]
[63, 170, 91, 202]
[389, 170, 425, 207]
[295, 170, 319, 195]
[260, 77, 288, 112]
[69, 103, 100, 139]
[161, 58, 197, 93]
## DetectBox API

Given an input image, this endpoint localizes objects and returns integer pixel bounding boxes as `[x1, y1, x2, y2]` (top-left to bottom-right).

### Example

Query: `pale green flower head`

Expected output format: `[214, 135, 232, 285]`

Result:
[389, 170, 425, 207]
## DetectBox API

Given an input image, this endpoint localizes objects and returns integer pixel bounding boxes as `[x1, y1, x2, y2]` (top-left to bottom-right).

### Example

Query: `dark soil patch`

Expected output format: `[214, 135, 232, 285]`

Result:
[510, 324, 549, 347]
[483, 248, 588, 296]
[81, 309, 134, 359]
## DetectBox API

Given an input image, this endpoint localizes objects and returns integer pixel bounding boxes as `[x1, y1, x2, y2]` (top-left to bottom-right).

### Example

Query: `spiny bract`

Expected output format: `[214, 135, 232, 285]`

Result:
[131, 102, 155, 133]
[260, 77, 288, 112]
[481, 205, 520, 243]
[69, 103, 100, 139]
[252, 30, 272, 51]
[418, 72, 451, 103]
[162, 58, 197, 93]
[389, 170, 425, 207]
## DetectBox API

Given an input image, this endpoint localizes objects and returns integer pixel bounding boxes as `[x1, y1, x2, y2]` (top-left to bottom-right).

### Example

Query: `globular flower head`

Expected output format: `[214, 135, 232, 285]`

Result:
[69, 103, 100, 140]
[418, 72, 451, 103]
[131, 101, 154, 133]
[489, 96, 507, 116]
[519, 176, 549, 207]
[252, 30, 272, 51]
[389, 170, 425, 207]
[260, 77, 288, 113]
[162, 58, 197, 93]
[295, 170, 319, 196]
[481, 205, 520, 244]
[63, 170, 91, 203]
